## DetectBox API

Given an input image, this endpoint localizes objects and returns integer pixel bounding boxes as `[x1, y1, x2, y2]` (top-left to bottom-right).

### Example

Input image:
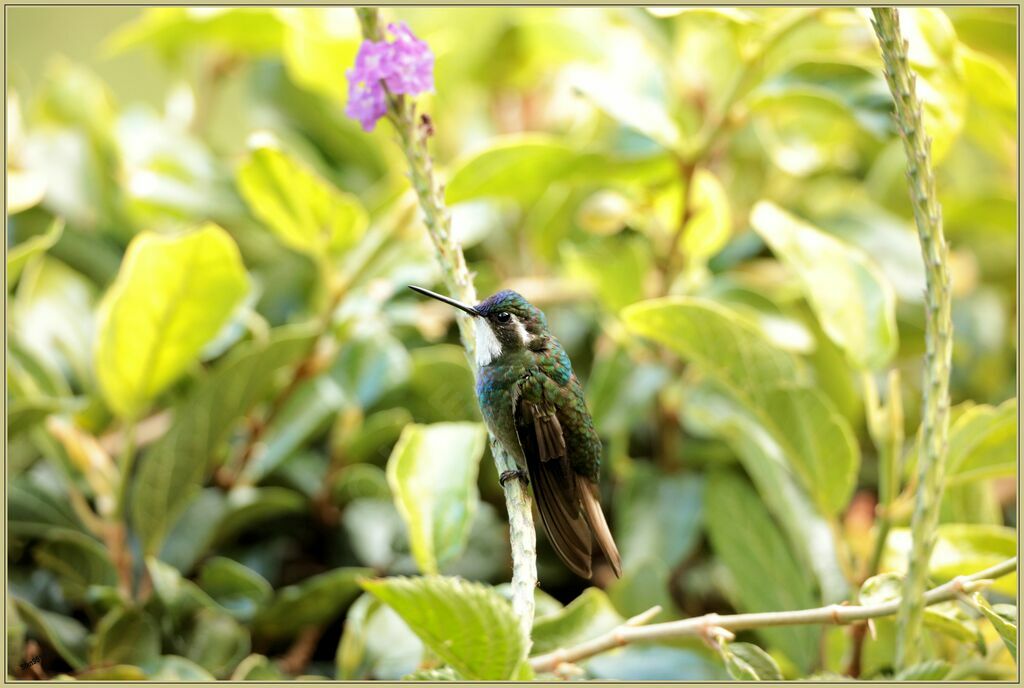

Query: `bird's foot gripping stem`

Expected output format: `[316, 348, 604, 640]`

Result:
[499, 469, 529, 487]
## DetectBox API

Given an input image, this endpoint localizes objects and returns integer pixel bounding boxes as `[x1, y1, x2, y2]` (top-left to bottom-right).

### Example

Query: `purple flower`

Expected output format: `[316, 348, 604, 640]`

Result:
[345, 21, 435, 132]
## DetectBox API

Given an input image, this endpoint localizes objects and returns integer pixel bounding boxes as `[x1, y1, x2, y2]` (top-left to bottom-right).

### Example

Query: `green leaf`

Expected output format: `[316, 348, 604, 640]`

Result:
[105, 8, 284, 59]
[9, 479, 85, 539]
[335, 593, 424, 680]
[7, 396, 84, 439]
[680, 169, 732, 264]
[142, 655, 216, 681]
[132, 325, 315, 554]
[750, 201, 898, 370]
[705, 472, 819, 672]
[749, 87, 868, 176]
[883, 525, 1017, 596]
[90, 607, 161, 667]
[213, 486, 306, 545]
[255, 567, 371, 640]
[7, 218, 63, 290]
[386, 423, 488, 575]
[237, 145, 368, 260]
[12, 597, 88, 669]
[146, 557, 219, 627]
[361, 576, 527, 680]
[947, 398, 1017, 485]
[531, 587, 623, 656]
[332, 407, 413, 465]
[721, 642, 784, 681]
[330, 464, 391, 507]
[197, 557, 273, 622]
[403, 666, 464, 681]
[404, 345, 479, 423]
[95, 223, 249, 418]
[563, 235, 653, 312]
[974, 593, 1017, 662]
[279, 9, 361, 102]
[183, 608, 251, 679]
[32, 531, 118, 602]
[231, 654, 286, 681]
[625, 298, 859, 517]
[569, 66, 683, 152]
[895, 660, 951, 680]
[445, 135, 581, 205]
[73, 665, 148, 680]
[615, 464, 703, 570]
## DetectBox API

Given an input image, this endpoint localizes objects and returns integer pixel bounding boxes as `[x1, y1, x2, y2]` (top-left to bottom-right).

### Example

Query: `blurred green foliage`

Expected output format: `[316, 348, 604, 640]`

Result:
[6, 6, 1017, 681]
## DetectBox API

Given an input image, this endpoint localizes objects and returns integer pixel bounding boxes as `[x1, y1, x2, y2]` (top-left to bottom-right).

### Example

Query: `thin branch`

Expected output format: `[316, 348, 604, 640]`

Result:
[871, 8, 954, 670]
[355, 7, 538, 640]
[529, 558, 1016, 673]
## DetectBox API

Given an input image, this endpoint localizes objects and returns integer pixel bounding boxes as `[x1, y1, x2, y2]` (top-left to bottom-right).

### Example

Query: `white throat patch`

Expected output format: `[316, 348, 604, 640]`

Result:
[475, 320, 503, 367]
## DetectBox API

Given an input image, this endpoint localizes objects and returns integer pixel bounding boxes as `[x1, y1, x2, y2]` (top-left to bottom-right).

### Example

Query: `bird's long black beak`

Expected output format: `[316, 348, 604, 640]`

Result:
[408, 285, 480, 317]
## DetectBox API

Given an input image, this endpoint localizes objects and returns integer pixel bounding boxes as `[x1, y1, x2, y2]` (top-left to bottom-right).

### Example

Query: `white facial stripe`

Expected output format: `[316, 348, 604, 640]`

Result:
[475, 320, 503, 367]
[512, 315, 531, 346]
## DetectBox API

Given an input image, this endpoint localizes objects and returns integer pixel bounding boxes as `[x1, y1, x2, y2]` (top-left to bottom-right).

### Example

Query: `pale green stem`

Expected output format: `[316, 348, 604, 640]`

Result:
[356, 8, 537, 641]
[530, 558, 1016, 673]
[871, 8, 954, 669]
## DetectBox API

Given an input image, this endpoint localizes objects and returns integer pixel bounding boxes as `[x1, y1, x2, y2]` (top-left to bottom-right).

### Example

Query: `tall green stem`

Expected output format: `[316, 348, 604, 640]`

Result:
[356, 8, 537, 641]
[871, 8, 954, 669]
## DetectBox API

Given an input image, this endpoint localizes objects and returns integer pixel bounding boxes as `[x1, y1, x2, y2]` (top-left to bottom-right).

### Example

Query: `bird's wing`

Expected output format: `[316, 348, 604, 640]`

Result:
[514, 375, 592, 579]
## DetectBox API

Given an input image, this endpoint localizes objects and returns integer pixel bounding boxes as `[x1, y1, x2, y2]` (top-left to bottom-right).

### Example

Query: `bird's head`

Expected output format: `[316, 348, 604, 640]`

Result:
[409, 286, 548, 366]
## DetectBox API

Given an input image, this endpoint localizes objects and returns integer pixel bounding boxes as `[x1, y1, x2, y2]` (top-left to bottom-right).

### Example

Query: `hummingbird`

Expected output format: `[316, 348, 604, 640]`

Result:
[409, 285, 622, 579]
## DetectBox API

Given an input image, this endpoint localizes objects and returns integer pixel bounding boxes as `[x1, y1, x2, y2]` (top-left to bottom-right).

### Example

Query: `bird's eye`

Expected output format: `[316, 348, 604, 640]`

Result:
[495, 311, 511, 323]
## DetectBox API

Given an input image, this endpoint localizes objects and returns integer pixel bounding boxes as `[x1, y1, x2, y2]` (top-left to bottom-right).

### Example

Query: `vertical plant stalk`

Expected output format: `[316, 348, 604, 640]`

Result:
[871, 8, 954, 669]
[356, 8, 538, 640]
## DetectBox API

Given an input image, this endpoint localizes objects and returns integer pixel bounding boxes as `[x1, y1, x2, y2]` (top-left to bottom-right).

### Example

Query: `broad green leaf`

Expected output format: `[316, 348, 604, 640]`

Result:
[583, 642, 724, 680]
[7, 218, 63, 289]
[95, 224, 249, 418]
[883, 525, 1017, 596]
[8, 396, 84, 438]
[563, 235, 653, 312]
[445, 135, 581, 205]
[615, 464, 703, 570]
[947, 398, 1016, 485]
[132, 325, 315, 554]
[386, 422, 487, 574]
[974, 593, 1017, 662]
[705, 472, 820, 672]
[531, 588, 623, 656]
[404, 667, 464, 680]
[255, 567, 371, 640]
[607, 557, 674, 620]
[73, 665, 148, 680]
[183, 607, 251, 679]
[32, 530, 118, 602]
[12, 597, 88, 669]
[146, 557, 219, 627]
[622, 297, 808, 403]
[759, 385, 859, 515]
[568, 66, 683, 152]
[157, 489, 227, 574]
[625, 298, 859, 517]
[336, 593, 424, 680]
[90, 607, 161, 667]
[213, 486, 306, 545]
[331, 464, 391, 506]
[231, 654, 286, 681]
[404, 345, 479, 423]
[332, 407, 412, 465]
[143, 655, 216, 681]
[105, 7, 284, 59]
[237, 145, 368, 259]
[197, 557, 273, 622]
[279, 9, 361, 102]
[751, 201, 898, 370]
[749, 87, 868, 176]
[9, 479, 85, 539]
[361, 576, 527, 680]
[895, 660, 952, 680]
[680, 169, 732, 264]
[721, 642, 784, 681]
